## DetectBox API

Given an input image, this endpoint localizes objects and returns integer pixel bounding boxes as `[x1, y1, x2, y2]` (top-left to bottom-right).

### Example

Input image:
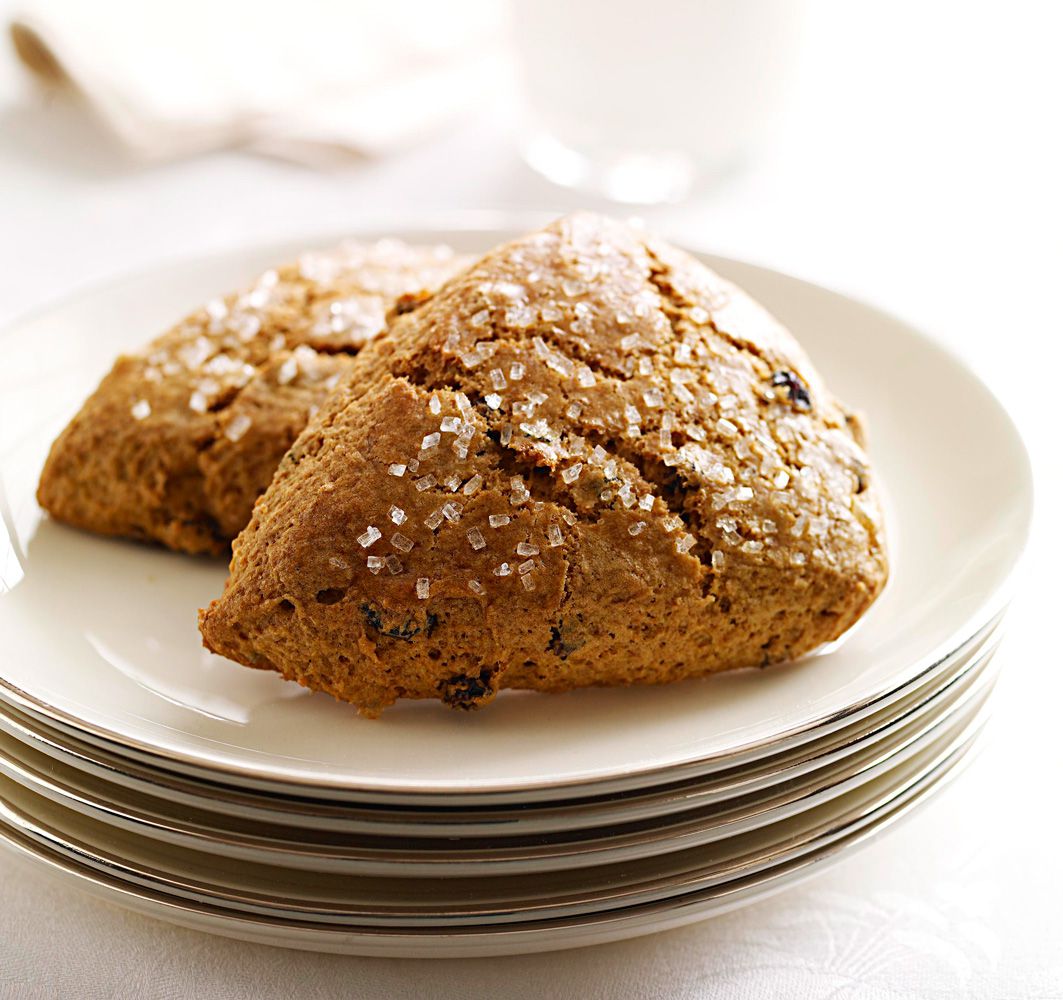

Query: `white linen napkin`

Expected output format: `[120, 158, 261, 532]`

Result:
[8, 0, 507, 165]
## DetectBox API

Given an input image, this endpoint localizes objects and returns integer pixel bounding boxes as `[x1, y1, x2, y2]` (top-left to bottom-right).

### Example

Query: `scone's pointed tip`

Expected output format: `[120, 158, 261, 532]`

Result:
[197, 604, 213, 650]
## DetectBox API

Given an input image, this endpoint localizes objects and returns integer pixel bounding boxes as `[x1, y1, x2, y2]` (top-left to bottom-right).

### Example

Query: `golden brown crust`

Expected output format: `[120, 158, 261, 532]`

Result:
[200, 215, 888, 714]
[36, 241, 470, 554]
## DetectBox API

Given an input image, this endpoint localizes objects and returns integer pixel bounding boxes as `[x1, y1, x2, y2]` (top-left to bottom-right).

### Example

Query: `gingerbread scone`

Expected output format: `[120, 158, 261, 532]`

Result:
[200, 215, 888, 715]
[37, 240, 471, 555]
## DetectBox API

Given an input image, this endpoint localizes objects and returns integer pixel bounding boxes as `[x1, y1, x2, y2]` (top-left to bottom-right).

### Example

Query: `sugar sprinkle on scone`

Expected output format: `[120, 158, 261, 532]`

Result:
[37, 240, 471, 555]
[200, 214, 888, 715]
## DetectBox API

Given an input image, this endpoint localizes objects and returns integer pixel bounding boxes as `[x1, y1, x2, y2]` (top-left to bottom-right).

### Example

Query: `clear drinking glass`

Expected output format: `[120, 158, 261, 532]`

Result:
[513, 0, 804, 203]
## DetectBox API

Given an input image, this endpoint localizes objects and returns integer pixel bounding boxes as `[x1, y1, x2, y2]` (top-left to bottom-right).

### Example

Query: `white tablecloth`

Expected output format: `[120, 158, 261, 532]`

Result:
[1, 2, 1060, 996]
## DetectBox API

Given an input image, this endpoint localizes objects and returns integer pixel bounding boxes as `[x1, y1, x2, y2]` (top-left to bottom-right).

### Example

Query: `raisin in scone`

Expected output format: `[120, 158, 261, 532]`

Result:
[200, 214, 887, 715]
[37, 240, 471, 555]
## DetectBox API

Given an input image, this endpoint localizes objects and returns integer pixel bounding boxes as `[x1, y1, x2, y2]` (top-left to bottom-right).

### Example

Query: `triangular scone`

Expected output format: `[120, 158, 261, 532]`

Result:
[200, 215, 887, 715]
[37, 240, 470, 555]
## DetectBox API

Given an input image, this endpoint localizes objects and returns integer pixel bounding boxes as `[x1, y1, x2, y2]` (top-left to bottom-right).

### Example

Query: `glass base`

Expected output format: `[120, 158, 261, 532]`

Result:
[521, 130, 702, 205]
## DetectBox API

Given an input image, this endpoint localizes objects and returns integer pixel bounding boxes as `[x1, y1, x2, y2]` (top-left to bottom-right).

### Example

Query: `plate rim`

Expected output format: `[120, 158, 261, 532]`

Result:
[0, 709, 984, 934]
[0, 757, 958, 957]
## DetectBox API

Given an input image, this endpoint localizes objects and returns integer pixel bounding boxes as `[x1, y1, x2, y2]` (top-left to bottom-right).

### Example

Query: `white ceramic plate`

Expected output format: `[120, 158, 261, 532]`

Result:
[0, 704, 985, 933]
[0, 612, 1002, 840]
[0, 223, 1032, 800]
[0, 635, 1000, 876]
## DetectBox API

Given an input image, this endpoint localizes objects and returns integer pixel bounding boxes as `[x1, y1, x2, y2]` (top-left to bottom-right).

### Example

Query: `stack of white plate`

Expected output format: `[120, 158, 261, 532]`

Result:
[0, 226, 1032, 958]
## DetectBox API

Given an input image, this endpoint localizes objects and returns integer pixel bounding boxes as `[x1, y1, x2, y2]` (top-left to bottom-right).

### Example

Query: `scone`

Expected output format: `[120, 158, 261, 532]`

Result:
[36, 240, 471, 555]
[200, 214, 888, 715]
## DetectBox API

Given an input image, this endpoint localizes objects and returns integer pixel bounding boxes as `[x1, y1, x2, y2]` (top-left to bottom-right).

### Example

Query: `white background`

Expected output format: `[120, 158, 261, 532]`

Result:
[1, 2, 1061, 997]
